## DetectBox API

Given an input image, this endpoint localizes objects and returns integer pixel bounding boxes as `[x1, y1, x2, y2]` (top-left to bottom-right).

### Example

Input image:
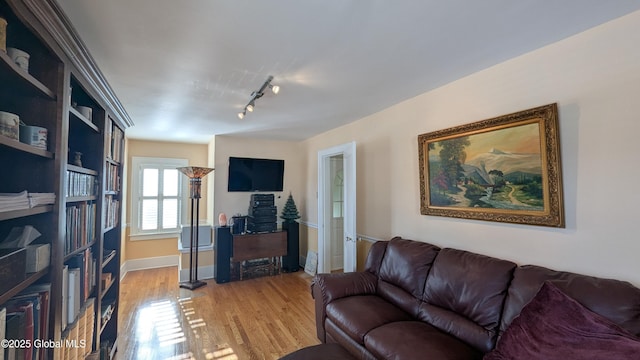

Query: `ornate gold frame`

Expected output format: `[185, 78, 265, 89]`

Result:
[418, 103, 564, 227]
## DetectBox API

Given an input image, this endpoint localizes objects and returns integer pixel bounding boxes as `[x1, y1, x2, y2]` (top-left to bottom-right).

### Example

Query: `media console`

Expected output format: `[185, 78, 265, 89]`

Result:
[215, 227, 288, 282]
[233, 231, 287, 280]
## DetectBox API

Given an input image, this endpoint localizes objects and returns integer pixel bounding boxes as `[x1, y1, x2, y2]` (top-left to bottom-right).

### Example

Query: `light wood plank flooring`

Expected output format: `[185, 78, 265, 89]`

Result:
[115, 267, 320, 360]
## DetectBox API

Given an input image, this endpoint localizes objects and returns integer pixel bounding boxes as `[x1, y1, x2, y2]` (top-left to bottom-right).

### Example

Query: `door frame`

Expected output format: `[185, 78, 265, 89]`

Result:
[317, 141, 356, 273]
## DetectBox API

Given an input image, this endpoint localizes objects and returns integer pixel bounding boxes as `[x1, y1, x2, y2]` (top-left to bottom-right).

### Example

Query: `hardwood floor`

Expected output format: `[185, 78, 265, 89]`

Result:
[115, 267, 320, 360]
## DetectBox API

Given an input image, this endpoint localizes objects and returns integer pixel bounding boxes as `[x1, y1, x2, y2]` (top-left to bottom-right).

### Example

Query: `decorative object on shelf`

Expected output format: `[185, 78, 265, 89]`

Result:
[19, 125, 47, 150]
[237, 75, 280, 119]
[280, 193, 301, 223]
[218, 212, 227, 227]
[418, 103, 564, 227]
[177, 166, 214, 290]
[73, 152, 83, 167]
[7, 47, 30, 72]
[77, 106, 93, 121]
[0, 17, 7, 53]
[0, 111, 19, 140]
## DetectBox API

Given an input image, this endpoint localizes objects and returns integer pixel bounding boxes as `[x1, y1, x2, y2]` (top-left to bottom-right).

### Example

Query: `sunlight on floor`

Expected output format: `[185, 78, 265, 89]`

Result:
[129, 296, 239, 359]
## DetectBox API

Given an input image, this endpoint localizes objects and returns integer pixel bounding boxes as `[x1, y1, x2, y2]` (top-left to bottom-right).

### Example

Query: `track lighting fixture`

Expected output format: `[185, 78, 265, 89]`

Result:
[237, 75, 280, 119]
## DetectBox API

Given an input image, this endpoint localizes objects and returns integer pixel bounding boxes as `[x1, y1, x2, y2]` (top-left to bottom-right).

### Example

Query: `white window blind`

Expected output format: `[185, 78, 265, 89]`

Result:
[131, 157, 188, 238]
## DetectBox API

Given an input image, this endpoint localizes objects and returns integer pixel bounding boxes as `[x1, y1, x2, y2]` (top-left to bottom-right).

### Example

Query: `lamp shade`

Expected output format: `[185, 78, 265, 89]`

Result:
[177, 166, 214, 179]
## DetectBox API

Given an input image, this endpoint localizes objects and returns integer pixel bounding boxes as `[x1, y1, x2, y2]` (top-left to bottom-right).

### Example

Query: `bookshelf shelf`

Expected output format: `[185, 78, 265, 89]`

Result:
[0, 204, 54, 221]
[67, 164, 99, 176]
[102, 250, 116, 268]
[64, 240, 97, 261]
[0, 267, 49, 305]
[0, 135, 54, 158]
[69, 106, 100, 133]
[66, 195, 98, 202]
[0, 50, 56, 100]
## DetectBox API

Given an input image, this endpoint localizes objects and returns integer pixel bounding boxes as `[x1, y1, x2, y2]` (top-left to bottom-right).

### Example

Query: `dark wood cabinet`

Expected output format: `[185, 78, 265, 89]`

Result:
[0, 1, 131, 359]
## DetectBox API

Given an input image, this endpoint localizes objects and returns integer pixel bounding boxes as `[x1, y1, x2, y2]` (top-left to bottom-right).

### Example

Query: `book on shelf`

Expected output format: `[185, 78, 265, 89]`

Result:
[104, 195, 120, 229]
[65, 250, 96, 329]
[65, 201, 96, 255]
[109, 123, 124, 163]
[5, 300, 34, 360]
[61, 265, 68, 331]
[0, 191, 56, 212]
[106, 163, 120, 193]
[7, 283, 51, 360]
[66, 171, 97, 197]
[5, 312, 25, 360]
[67, 267, 81, 325]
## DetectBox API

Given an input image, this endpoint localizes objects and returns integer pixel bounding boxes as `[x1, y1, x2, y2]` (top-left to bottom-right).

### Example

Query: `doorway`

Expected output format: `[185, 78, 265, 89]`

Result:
[317, 142, 356, 273]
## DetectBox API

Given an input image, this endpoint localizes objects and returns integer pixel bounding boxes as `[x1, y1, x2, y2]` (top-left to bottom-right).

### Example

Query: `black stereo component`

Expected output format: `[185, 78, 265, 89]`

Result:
[282, 221, 300, 272]
[248, 205, 277, 217]
[248, 215, 277, 224]
[215, 226, 232, 283]
[250, 193, 275, 207]
[247, 221, 277, 233]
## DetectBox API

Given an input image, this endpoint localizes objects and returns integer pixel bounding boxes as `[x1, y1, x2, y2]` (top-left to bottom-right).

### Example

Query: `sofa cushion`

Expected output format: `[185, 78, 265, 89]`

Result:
[377, 237, 440, 316]
[364, 321, 483, 360]
[500, 264, 640, 337]
[420, 248, 516, 352]
[325, 295, 412, 345]
[485, 282, 640, 360]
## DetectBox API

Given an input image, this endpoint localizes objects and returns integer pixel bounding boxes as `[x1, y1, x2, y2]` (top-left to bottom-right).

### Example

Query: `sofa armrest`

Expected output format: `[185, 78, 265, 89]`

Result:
[311, 271, 378, 342]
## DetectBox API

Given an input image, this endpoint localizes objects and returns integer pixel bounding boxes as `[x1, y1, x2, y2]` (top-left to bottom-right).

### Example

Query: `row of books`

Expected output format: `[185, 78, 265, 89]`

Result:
[0, 191, 56, 212]
[62, 249, 96, 332]
[1, 283, 51, 360]
[54, 298, 95, 360]
[105, 120, 124, 164]
[105, 163, 120, 193]
[66, 171, 97, 198]
[65, 202, 96, 255]
[104, 195, 120, 229]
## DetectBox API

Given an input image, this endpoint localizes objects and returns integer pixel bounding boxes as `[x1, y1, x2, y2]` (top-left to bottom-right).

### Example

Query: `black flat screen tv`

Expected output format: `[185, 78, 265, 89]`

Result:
[228, 157, 285, 192]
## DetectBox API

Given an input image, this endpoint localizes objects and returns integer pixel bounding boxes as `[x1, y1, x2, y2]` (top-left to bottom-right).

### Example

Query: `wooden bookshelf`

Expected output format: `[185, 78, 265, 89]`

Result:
[0, 1, 131, 359]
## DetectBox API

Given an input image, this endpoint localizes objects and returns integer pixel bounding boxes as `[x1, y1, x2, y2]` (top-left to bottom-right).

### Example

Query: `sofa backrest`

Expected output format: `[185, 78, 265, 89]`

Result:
[501, 264, 640, 337]
[375, 237, 440, 317]
[418, 248, 516, 353]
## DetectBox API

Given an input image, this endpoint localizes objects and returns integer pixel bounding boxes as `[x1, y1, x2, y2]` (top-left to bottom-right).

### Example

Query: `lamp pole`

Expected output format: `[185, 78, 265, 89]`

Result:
[177, 166, 214, 290]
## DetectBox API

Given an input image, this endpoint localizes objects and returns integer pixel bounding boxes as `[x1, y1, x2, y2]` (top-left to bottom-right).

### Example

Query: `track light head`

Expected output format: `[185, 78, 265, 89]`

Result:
[238, 111, 245, 119]
[246, 102, 254, 112]
[270, 84, 280, 94]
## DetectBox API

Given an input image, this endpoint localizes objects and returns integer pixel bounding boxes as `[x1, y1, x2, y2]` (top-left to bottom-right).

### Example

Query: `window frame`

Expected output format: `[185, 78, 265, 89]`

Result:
[130, 157, 188, 240]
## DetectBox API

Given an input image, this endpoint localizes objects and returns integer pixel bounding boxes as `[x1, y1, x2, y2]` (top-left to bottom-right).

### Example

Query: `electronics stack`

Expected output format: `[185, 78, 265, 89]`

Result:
[247, 194, 277, 233]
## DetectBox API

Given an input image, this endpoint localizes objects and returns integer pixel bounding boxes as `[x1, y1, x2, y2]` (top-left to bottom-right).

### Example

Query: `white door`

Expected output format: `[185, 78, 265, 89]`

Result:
[318, 142, 356, 273]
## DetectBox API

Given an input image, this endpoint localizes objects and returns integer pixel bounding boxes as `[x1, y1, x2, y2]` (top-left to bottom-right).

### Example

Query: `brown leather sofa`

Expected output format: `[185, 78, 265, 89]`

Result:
[311, 237, 640, 359]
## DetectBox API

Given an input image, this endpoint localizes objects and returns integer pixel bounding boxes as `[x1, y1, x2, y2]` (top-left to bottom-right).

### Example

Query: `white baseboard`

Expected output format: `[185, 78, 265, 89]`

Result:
[179, 265, 214, 282]
[121, 255, 180, 279]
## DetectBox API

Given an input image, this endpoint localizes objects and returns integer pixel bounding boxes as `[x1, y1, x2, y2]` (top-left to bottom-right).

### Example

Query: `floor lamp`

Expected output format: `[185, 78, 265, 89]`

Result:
[177, 166, 214, 290]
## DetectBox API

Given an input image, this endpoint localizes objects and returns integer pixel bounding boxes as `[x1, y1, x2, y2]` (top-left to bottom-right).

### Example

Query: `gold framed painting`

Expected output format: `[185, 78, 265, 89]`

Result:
[418, 103, 564, 227]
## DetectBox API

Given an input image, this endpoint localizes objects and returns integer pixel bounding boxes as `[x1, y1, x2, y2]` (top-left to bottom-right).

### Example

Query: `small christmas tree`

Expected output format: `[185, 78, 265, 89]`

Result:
[280, 193, 300, 223]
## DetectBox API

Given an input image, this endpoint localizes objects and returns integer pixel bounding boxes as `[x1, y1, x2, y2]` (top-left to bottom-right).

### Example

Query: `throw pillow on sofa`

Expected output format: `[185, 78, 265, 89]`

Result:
[485, 281, 640, 360]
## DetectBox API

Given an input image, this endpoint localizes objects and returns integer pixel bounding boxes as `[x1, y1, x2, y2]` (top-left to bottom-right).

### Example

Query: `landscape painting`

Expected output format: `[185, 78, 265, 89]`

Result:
[418, 103, 565, 227]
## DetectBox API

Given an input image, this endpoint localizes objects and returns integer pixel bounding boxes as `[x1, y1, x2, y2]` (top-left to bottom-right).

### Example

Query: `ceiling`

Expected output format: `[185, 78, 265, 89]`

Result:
[55, 1, 640, 144]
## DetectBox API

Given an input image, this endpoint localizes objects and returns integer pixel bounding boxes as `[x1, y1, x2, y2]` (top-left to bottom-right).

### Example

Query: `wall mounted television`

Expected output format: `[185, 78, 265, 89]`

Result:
[228, 157, 285, 192]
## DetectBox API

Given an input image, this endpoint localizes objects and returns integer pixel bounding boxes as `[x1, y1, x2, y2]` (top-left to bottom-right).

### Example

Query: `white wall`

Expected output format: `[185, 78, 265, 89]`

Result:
[213, 135, 305, 226]
[302, 11, 640, 286]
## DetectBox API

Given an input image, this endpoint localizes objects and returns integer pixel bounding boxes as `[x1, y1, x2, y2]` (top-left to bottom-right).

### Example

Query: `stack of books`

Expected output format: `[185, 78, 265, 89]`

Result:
[0, 191, 30, 212]
[0, 191, 56, 212]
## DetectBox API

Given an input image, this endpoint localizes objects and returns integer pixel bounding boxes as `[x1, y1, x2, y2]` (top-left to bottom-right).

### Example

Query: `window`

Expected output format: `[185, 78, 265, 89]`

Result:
[131, 157, 188, 238]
